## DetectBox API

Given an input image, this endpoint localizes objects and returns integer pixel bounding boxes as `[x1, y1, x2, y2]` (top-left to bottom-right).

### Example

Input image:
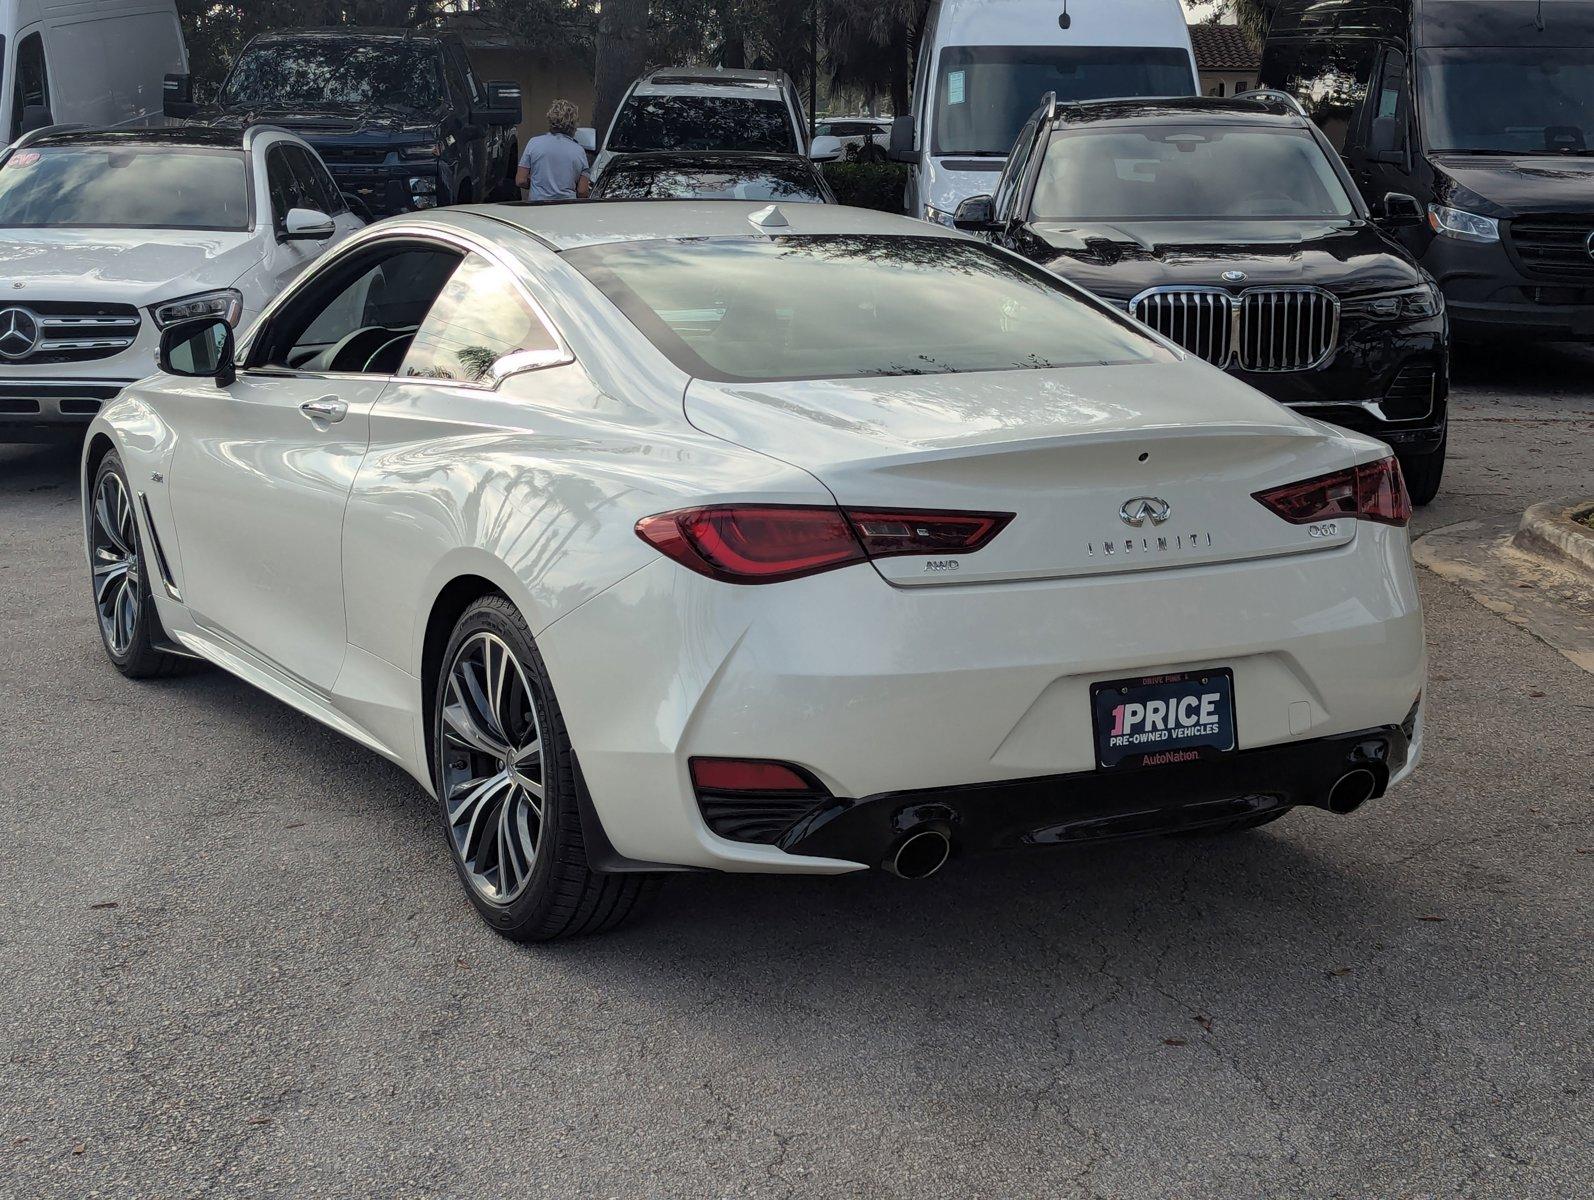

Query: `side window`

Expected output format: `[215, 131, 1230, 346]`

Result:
[442, 46, 472, 107]
[399, 253, 559, 385]
[11, 32, 51, 140]
[1265, 39, 1379, 152]
[1368, 50, 1408, 135]
[263, 246, 463, 374]
[265, 145, 311, 230]
[994, 119, 1040, 220]
[287, 145, 347, 216]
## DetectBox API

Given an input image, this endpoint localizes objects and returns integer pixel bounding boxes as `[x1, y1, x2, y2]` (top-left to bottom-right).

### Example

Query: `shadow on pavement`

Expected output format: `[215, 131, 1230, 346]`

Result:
[0, 440, 81, 498]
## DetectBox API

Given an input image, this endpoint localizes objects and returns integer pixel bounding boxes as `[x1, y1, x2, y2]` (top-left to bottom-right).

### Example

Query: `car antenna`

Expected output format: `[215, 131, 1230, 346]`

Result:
[748, 204, 790, 233]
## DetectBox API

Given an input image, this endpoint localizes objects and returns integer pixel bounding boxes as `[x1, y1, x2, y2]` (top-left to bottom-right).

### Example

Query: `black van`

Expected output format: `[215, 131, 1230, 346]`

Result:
[1260, 0, 1594, 339]
[167, 29, 523, 218]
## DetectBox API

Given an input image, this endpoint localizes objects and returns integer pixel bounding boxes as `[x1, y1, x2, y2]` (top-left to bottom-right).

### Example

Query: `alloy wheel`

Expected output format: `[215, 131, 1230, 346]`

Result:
[439, 631, 546, 903]
[90, 470, 140, 658]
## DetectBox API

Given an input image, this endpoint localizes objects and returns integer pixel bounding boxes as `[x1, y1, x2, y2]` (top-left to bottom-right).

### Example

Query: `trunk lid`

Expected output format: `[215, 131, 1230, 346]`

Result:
[685, 361, 1367, 587]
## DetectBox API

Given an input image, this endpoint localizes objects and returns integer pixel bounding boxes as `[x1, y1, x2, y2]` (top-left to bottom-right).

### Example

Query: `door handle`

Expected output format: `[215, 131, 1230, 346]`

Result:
[300, 397, 347, 423]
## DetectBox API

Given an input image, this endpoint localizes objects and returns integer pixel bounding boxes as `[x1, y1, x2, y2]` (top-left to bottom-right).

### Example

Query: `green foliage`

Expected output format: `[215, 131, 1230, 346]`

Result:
[823, 162, 907, 214]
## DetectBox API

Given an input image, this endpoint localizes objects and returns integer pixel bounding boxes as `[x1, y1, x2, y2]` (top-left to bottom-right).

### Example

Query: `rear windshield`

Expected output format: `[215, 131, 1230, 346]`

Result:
[609, 95, 797, 153]
[1033, 126, 1355, 220]
[564, 235, 1162, 383]
[0, 146, 250, 230]
[220, 37, 443, 112]
[596, 159, 827, 203]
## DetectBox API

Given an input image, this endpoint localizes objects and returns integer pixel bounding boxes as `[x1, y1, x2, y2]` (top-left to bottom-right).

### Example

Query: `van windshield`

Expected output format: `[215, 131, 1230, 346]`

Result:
[1419, 47, 1594, 154]
[933, 45, 1195, 157]
[1032, 126, 1355, 220]
[219, 37, 443, 113]
[0, 146, 251, 231]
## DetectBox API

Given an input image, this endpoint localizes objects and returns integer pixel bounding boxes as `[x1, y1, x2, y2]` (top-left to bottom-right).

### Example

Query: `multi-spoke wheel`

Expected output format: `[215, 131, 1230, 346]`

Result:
[440, 632, 547, 904]
[431, 595, 660, 940]
[86, 452, 193, 679]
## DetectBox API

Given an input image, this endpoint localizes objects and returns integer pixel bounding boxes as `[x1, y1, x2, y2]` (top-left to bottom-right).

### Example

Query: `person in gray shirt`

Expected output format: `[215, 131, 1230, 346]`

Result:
[517, 100, 592, 202]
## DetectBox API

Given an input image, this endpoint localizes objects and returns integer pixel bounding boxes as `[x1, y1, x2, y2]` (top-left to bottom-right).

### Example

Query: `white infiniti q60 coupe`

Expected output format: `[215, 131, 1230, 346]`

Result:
[81, 201, 1425, 940]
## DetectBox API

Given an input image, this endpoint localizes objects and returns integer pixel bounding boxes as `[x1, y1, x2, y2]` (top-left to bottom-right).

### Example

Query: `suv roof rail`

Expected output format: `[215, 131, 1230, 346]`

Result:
[1040, 90, 1057, 125]
[1241, 88, 1309, 118]
[9, 122, 93, 152]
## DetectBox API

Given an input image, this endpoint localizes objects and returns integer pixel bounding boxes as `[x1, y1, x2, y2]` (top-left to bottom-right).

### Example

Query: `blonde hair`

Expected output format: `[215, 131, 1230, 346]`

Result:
[547, 100, 579, 137]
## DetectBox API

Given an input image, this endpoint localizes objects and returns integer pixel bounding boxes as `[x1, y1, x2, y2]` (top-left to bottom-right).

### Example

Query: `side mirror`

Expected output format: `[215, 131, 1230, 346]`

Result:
[283, 207, 336, 241]
[164, 72, 198, 120]
[1379, 192, 1424, 227]
[158, 318, 236, 387]
[953, 194, 997, 231]
[1368, 115, 1405, 165]
[575, 126, 597, 154]
[888, 114, 917, 162]
[809, 134, 843, 162]
[478, 80, 523, 128]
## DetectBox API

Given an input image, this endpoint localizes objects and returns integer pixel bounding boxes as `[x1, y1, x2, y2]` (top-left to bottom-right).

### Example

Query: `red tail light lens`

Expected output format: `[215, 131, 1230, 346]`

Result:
[636, 504, 1013, 584]
[690, 758, 817, 793]
[1253, 456, 1411, 528]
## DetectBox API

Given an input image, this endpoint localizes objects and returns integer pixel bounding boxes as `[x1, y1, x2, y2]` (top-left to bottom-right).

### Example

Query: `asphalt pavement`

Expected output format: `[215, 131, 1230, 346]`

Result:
[1, 344, 1590, 1198]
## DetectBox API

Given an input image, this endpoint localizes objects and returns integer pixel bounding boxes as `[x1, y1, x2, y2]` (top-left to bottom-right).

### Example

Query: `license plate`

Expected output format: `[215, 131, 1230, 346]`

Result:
[1090, 669, 1236, 770]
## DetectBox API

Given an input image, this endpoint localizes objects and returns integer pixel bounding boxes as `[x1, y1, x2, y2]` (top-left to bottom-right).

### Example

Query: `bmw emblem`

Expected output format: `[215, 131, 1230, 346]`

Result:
[1222, 269, 1247, 283]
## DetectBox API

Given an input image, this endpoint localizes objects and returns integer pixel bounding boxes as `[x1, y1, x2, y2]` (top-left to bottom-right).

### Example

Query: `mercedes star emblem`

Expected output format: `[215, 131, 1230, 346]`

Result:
[0, 307, 41, 359]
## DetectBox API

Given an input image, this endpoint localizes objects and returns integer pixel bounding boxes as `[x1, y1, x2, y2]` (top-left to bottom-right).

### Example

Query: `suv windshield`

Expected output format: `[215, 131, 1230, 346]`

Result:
[933, 46, 1195, 157]
[219, 37, 443, 112]
[565, 235, 1161, 383]
[1032, 125, 1355, 220]
[609, 95, 796, 153]
[0, 146, 250, 230]
[1419, 47, 1594, 154]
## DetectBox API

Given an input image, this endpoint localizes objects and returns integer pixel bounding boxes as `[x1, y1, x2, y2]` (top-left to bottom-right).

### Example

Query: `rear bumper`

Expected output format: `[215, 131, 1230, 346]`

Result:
[538, 528, 1427, 874]
[783, 720, 1414, 865]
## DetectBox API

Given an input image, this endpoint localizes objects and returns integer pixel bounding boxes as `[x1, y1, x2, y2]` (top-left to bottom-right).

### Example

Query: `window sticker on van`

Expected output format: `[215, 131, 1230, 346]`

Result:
[9, 152, 41, 169]
[947, 70, 966, 105]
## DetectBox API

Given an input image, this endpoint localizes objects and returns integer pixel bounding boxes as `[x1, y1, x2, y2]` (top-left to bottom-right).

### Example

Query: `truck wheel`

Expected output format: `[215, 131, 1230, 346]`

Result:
[1398, 432, 1446, 507]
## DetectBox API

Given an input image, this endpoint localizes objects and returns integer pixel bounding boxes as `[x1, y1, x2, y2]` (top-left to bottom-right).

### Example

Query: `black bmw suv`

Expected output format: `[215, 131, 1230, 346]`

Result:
[957, 95, 1450, 502]
[168, 29, 523, 218]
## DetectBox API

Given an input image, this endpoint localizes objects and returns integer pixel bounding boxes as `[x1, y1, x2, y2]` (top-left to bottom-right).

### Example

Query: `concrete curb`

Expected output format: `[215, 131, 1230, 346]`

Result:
[1512, 498, 1594, 579]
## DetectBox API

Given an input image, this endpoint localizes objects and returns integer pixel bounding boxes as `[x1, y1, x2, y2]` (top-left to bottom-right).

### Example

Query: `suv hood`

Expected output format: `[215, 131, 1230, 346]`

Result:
[1431, 153, 1594, 216]
[191, 102, 436, 137]
[0, 228, 261, 306]
[1025, 219, 1424, 302]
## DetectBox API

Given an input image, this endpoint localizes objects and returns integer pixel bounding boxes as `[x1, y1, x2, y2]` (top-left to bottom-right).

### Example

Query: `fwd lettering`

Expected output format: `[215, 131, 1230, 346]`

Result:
[1109, 692, 1223, 748]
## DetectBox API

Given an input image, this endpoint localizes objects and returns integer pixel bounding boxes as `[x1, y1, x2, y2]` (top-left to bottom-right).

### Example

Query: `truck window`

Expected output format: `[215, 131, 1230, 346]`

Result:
[1262, 40, 1378, 152]
[11, 32, 50, 140]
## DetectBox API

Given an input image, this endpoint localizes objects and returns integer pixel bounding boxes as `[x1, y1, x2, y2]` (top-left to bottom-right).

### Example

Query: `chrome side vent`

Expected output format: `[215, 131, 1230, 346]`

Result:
[137, 492, 181, 602]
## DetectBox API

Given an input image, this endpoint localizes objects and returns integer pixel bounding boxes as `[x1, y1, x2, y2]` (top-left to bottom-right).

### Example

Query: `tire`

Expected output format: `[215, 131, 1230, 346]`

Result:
[432, 595, 660, 941]
[87, 452, 196, 680]
[1397, 432, 1446, 506]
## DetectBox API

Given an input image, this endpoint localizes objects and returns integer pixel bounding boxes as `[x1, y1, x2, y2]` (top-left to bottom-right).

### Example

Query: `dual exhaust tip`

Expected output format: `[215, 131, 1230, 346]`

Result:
[880, 769, 1381, 878]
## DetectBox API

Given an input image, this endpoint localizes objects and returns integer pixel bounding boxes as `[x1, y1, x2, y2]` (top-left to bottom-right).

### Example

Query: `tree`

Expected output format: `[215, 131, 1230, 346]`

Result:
[592, 0, 651, 136]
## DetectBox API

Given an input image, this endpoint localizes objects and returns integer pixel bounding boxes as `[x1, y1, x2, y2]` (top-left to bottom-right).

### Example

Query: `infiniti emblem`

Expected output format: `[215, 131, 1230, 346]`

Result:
[1120, 496, 1172, 527]
[0, 307, 40, 359]
[1222, 269, 1247, 283]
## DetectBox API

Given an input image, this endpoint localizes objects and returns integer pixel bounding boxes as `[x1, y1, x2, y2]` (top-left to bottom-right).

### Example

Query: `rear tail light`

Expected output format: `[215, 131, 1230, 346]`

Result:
[690, 757, 832, 846]
[1252, 456, 1411, 528]
[636, 504, 1013, 584]
[690, 758, 817, 793]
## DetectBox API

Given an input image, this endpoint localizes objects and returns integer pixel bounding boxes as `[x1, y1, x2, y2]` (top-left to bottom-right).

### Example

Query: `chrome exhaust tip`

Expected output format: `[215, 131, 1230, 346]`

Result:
[1326, 768, 1379, 815]
[884, 829, 952, 880]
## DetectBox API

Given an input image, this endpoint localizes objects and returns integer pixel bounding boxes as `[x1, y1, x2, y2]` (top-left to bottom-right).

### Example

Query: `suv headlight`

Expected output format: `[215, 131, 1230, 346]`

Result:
[922, 203, 956, 227]
[1344, 283, 1444, 321]
[1428, 204, 1500, 243]
[151, 289, 243, 329]
[400, 142, 443, 160]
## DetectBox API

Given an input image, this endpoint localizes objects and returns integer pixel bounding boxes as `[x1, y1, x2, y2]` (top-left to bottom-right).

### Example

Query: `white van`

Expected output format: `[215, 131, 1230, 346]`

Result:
[890, 0, 1199, 223]
[1, 0, 186, 143]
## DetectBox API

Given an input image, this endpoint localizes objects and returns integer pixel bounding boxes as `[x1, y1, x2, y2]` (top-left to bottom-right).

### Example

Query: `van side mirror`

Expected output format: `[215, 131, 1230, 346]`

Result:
[158, 318, 236, 388]
[575, 126, 597, 154]
[888, 114, 917, 162]
[1368, 115, 1405, 165]
[164, 72, 198, 120]
[18, 105, 52, 135]
[478, 81, 523, 128]
[1379, 192, 1424, 227]
[283, 207, 336, 241]
[953, 194, 997, 231]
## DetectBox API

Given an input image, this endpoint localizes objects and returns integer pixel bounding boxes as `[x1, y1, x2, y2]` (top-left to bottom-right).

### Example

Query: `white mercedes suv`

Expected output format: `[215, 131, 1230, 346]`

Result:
[0, 125, 361, 441]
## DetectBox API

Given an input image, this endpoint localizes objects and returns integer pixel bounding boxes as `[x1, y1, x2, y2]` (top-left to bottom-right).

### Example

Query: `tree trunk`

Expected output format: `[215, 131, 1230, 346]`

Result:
[889, 21, 910, 116]
[593, 0, 650, 138]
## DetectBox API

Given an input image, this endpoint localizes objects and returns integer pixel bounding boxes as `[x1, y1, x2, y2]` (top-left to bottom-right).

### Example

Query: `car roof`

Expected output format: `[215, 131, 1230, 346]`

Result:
[253, 27, 450, 44]
[602, 151, 818, 170]
[1050, 95, 1309, 129]
[465, 200, 962, 251]
[642, 66, 786, 88]
[21, 127, 246, 151]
